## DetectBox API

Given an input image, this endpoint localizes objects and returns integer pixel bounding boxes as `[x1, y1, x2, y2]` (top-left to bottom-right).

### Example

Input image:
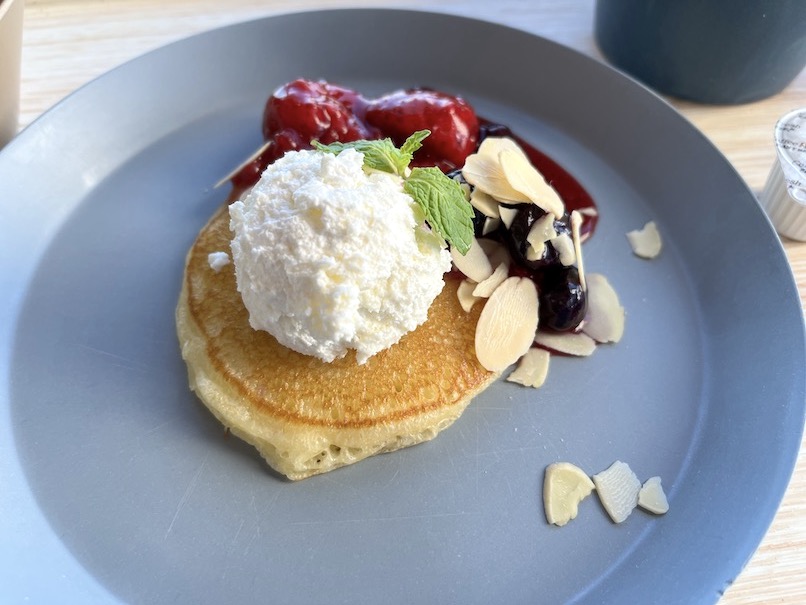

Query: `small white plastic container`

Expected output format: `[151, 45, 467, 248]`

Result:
[760, 108, 806, 241]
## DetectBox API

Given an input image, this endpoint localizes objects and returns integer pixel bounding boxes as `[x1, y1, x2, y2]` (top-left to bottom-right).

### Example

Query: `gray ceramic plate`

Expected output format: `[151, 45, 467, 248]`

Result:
[1, 9, 803, 605]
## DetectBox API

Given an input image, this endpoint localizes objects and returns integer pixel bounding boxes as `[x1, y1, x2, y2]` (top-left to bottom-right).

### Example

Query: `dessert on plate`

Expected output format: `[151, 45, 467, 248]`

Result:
[176, 79, 620, 480]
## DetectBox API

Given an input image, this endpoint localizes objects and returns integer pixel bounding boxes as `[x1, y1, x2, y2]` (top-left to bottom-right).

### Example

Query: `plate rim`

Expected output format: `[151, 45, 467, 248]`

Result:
[1, 7, 804, 605]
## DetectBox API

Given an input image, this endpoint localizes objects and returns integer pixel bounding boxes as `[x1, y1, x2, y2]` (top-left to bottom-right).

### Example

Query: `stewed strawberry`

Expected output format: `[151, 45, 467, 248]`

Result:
[365, 88, 479, 171]
[262, 79, 378, 146]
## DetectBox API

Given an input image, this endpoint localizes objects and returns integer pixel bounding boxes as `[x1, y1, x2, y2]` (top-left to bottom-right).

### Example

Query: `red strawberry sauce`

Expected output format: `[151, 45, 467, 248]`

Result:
[231, 78, 596, 236]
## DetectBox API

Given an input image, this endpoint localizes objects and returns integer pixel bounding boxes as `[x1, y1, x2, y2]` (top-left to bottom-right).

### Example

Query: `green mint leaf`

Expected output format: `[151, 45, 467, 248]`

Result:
[314, 132, 473, 253]
[399, 130, 430, 156]
[312, 130, 429, 176]
[404, 166, 474, 255]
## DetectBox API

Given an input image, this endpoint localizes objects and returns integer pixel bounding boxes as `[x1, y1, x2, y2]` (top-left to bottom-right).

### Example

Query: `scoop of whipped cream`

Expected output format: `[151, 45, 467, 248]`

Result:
[229, 148, 451, 364]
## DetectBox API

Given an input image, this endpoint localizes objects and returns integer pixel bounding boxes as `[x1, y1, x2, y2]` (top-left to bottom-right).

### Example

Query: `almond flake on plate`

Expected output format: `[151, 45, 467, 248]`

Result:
[592, 460, 641, 524]
[626, 220, 662, 259]
[475, 276, 539, 371]
[507, 347, 550, 388]
[638, 476, 669, 515]
[534, 330, 596, 357]
[581, 273, 624, 343]
[543, 462, 595, 526]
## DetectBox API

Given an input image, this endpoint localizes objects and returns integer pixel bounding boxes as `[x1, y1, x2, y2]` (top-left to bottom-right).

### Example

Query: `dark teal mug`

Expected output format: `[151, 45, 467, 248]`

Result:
[594, 0, 806, 104]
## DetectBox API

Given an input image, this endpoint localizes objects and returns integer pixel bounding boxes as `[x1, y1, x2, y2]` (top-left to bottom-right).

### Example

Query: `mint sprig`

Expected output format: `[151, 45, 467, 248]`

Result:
[403, 167, 474, 255]
[313, 131, 474, 255]
[313, 130, 429, 176]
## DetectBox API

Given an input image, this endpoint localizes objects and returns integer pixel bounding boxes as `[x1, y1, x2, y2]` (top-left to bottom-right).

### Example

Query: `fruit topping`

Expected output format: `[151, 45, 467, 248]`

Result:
[538, 265, 587, 332]
[263, 78, 379, 152]
[365, 88, 479, 171]
[225, 80, 624, 384]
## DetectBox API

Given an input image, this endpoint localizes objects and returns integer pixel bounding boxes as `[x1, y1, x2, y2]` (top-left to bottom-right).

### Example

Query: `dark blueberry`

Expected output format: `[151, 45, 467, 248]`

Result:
[538, 265, 587, 332]
[471, 206, 488, 238]
[479, 121, 515, 143]
[446, 168, 470, 190]
[554, 212, 572, 237]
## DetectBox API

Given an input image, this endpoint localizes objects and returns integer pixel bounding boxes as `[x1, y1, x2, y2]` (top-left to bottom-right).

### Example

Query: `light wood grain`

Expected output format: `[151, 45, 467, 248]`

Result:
[15, 1, 806, 603]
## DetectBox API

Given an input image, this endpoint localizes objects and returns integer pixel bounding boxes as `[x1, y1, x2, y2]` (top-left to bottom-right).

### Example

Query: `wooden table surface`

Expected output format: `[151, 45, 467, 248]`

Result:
[15, 0, 806, 603]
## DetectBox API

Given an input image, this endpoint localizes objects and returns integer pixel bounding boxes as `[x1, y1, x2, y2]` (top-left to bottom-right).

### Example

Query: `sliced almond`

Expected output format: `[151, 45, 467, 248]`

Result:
[570, 210, 586, 290]
[214, 139, 272, 189]
[470, 188, 500, 218]
[451, 235, 493, 283]
[592, 460, 641, 524]
[507, 348, 550, 388]
[576, 206, 599, 217]
[473, 262, 509, 298]
[475, 136, 524, 159]
[526, 213, 557, 249]
[581, 273, 625, 343]
[499, 148, 564, 219]
[450, 173, 472, 200]
[626, 221, 662, 259]
[462, 152, 530, 203]
[549, 233, 576, 266]
[638, 476, 669, 515]
[543, 462, 595, 526]
[478, 238, 512, 269]
[534, 330, 596, 357]
[482, 216, 501, 236]
[526, 242, 545, 262]
[474, 276, 539, 371]
[499, 205, 519, 229]
[457, 278, 482, 313]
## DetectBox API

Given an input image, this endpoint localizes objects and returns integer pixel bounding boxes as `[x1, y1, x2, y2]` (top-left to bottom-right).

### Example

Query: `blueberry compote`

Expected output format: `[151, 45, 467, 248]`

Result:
[232, 79, 598, 333]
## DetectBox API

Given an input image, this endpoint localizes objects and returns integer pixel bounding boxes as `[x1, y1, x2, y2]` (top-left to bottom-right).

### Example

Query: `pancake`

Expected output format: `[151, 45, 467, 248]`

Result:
[176, 203, 499, 480]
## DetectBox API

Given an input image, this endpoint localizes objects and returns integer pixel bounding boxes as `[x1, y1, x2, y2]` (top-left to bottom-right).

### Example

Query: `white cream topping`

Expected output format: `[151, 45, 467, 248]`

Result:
[228, 148, 451, 364]
[207, 251, 231, 272]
